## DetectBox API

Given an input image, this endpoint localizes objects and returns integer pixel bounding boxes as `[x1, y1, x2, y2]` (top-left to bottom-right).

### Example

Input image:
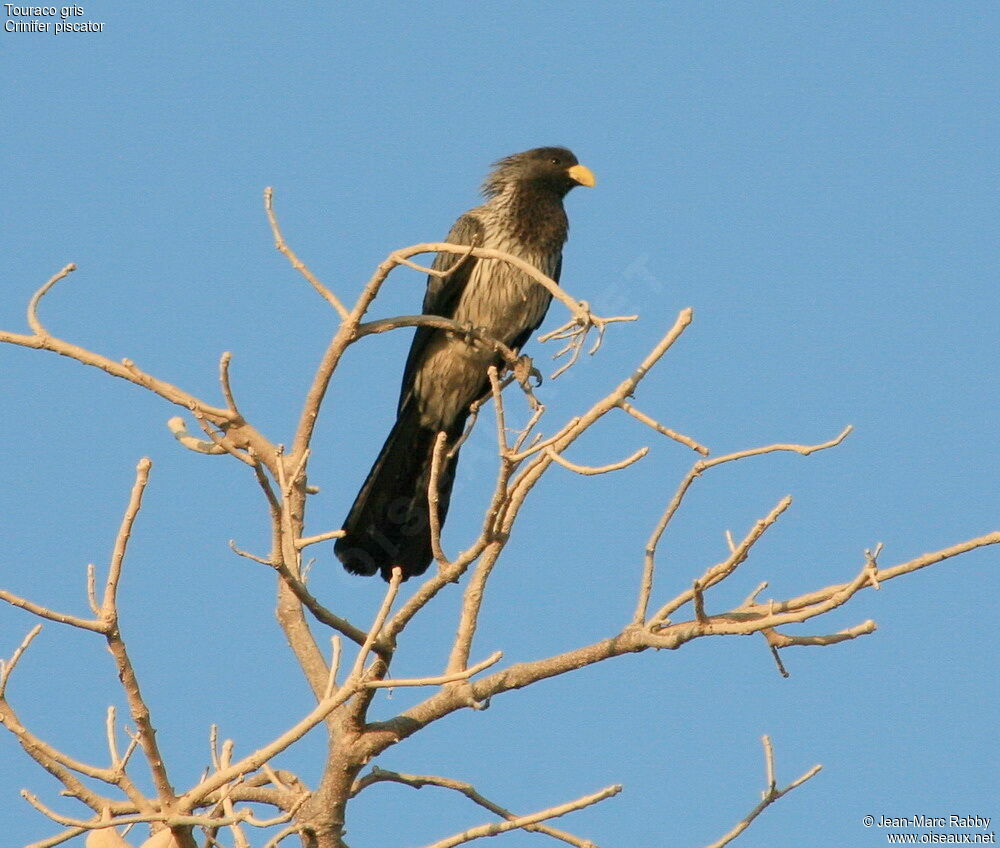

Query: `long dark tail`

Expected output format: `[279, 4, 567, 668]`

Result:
[335, 400, 463, 581]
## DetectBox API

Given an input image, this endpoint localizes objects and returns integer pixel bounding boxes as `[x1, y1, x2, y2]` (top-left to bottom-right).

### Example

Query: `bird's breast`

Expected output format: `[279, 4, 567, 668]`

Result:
[411, 230, 558, 429]
[452, 230, 556, 343]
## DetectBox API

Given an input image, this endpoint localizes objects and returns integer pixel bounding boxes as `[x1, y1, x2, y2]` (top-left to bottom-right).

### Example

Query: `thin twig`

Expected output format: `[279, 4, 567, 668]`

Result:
[0, 331, 240, 441]
[24, 827, 88, 848]
[0, 588, 103, 633]
[27, 263, 77, 337]
[702, 736, 821, 848]
[545, 445, 648, 476]
[99, 458, 176, 804]
[87, 564, 100, 616]
[355, 315, 518, 369]
[353, 769, 603, 848]
[295, 529, 346, 548]
[618, 401, 709, 455]
[219, 351, 242, 417]
[165, 415, 227, 454]
[764, 621, 877, 650]
[367, 651, 503, 689]
[105, 707, 121, 769]
[324, 636, 342, 699]
[264, 187, 349, 319]
[428, 430, 451, 567]
[634, 426, 851, 626]
[266, 556, 372, 650]
[350, 568, 403, 681]
[392, 240, 477, 279]
[229, 540, 274, 566]
[0, 625, 43, 695]
[419, 784, 622, 848]
[650, 496, 793, 627]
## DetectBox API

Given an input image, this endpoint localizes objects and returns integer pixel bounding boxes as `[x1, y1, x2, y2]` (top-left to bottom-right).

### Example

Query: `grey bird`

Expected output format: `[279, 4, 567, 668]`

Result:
[335, 147, 596, 581]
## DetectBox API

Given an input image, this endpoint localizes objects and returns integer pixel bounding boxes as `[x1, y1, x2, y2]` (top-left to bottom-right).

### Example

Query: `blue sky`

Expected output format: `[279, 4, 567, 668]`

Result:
[2, 2, 997, 846]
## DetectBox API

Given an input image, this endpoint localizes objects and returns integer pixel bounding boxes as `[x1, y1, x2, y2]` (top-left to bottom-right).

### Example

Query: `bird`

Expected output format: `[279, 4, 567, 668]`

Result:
[334, 147, 596, 581]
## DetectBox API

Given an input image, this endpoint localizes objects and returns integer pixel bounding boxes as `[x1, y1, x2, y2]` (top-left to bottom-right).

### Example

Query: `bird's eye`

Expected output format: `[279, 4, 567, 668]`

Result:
[550, 157, 561, 165]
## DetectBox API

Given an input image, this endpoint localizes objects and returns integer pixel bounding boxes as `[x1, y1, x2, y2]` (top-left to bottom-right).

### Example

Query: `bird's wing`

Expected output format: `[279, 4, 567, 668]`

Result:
[398, 213, 485, 413]
[507, 253, 561, 353]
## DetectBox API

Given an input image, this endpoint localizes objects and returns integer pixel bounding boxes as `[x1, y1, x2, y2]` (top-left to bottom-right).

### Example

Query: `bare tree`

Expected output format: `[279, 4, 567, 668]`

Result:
[1, 190, 996, 848]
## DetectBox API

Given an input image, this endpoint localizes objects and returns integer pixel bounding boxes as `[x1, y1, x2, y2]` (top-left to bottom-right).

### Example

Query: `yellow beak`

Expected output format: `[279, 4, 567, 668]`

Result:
[567, 164, 596, 187]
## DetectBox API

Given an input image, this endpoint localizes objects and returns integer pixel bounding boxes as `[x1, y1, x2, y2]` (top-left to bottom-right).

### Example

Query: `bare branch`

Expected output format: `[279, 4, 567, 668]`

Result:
[488, 365, 508, 454]
[0, 587, 103, 633]
[282, 448, 311, 500]
[634, 427, 851, 626]
[507, 416, 580, 463]
[746, 531, 1000, 624]
[228, 540, 274, 566]
[263, 825, 303, 848]
[392, 240, 478, 278]
[355, 314, 518, 368]
[361, 527, 999, 768]
[27, 263, 77, 337]
[179, 672, 360, 809]
[190, 411, 257, 466]
[353, 769, 604, 848]
[272, 561, 372, 651]
[433, 311, 696, 678]
[650, 496, 793, 626]
[765, 621, 877, 650]
[505, 309, 694, 518]
[100, 458, 151, 614]
[0, 329, 237, 426]
[767, 639, 791, 678]
[702, 736, 821, 848]
[264, 187, 350, 319]
[509, 399, 548, 455]
[219, 351, 242, 417]
[349, 568, 403, 681]
[0, 696, 120, 814]
[25, 827, 88, 848]
[366, 651, 503, 689]
[725, 531, 738, 554]
[20, 793, 293, 831]
[419, 784, 622, 848]
[0, 625, 43, 696]
[428, 430, 451, 567]
[98, 458, 177, 804]
[384, 535, 493, 645]
[166, 416, 227, 455]
[618, 401, 709, 455]
[538, 294, 638, 380]
[84, 565, 100, 619]
[324, 637, 343, 699]
[295, 529, 345, 549]
[692, 580, 709, 625]
[444, 542, 504, 680]
[545, 444, 648, 476]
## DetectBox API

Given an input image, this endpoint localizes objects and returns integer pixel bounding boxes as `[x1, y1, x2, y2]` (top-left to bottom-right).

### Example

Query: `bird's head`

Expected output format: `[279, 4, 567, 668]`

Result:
[483, 147, 596, 199]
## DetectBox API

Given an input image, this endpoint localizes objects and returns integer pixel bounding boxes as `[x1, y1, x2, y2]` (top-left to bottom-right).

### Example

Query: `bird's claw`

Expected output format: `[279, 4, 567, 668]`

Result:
[512, 354, 543, 389]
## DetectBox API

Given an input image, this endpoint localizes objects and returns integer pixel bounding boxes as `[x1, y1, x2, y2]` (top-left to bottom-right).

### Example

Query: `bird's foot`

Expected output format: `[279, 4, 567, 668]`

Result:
[457, 321, 487, 346]
[511, 354, 543, 389]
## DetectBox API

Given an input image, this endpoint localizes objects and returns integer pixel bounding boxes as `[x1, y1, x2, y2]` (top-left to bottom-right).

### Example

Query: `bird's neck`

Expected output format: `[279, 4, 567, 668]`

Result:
[488, 183, 569, 251]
